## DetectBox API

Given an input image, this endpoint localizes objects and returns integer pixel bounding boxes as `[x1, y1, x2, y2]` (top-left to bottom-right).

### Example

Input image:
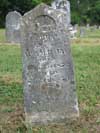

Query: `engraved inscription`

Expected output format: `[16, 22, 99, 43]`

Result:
[34, 15, 56, 32]
[57, 48, 65, 54]
[21, 4, 79, 125]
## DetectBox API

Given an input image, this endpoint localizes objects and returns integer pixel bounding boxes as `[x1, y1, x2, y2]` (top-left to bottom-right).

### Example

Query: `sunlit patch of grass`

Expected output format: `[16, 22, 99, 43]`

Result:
[0, 45, 22, 76]
[77, 28, 100, 39]
[0, 29, 6, 42]
[72, 38, 100, 46]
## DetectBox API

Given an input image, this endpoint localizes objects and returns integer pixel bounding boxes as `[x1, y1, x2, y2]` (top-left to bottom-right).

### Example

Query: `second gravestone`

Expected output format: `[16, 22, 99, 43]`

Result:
[21, 4, 79, 125]
[6, 11, 22, 44]
[51, 0, 71, 27]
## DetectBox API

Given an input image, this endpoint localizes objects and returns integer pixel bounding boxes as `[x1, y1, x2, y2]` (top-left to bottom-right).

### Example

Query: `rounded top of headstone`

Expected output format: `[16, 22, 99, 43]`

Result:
[22, 3, 68, 29]
[6, 11, 22, 28]
[6, 11, 21, 19]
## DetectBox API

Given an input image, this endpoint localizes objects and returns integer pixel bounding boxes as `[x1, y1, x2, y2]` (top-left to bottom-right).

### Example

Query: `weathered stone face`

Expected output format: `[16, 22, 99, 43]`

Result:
[6, 11, 22, 44]
[51, 0, 71, 26]
[21, 4, 79, 125]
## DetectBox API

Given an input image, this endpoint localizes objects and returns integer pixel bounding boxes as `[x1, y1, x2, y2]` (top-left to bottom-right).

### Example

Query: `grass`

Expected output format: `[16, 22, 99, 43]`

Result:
[0, 29, 100, 132]
[77, 27, 100, 38]
[0, 29, 6, 43]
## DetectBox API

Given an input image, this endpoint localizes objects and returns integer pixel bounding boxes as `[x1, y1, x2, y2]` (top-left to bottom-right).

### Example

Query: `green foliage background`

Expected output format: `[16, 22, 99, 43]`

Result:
[0, 0, 100, 27]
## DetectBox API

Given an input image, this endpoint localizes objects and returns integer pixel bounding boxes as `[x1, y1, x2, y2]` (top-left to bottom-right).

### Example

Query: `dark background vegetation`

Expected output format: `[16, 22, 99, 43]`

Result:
[0, 0, 100, 27]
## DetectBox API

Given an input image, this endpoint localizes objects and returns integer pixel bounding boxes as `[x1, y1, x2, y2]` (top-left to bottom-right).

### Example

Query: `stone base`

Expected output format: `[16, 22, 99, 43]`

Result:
[25, 111, 79, 126]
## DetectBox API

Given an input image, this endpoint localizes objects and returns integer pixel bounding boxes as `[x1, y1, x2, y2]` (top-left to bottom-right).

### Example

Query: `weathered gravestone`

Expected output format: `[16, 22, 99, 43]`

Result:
[6, 11, 22, 43]
[94, 25, 98, 29]
[21, 4, 79, 125]
[86, 24, 90, 29]
[74, 24, 78, 31]
[80, 27, 86, 37]
[51, 0, 71, 27]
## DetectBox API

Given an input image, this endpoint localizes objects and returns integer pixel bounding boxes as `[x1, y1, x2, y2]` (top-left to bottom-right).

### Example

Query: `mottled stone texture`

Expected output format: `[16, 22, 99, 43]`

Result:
[21, 4, 79, 126]
[6, 11, 22, 44]
[51, 0, 71, 27]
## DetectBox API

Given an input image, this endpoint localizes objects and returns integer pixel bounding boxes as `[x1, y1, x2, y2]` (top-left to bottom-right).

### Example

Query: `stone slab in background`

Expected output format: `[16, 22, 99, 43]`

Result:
[51, 0, 71, 27]
[80, 27, 86, 37]
[6, 11, 22, 44]
[21, 4, 79, 126]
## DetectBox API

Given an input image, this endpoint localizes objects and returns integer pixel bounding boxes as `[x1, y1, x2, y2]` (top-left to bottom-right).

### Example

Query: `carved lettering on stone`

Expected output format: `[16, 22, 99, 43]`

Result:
[21, 4, 79, 125]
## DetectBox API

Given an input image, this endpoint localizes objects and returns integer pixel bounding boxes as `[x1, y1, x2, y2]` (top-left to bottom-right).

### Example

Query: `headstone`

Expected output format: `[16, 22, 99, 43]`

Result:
[74, 24, 78, 31]
[6, 11, 22, 44]
[21, 4, 79, 126]
[90, 26, 94, 32]
[68, 25, 77, 39]
[93, 25, 98, 30]
[51, 0, 71, 27]
[86, 24, 90, 29]
[70, 30, 77, 39]
[80, 27, 85, 37]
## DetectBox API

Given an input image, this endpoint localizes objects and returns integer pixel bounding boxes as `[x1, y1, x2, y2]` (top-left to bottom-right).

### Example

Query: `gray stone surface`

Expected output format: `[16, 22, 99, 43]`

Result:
[51, 0, 71, 27]
[74, 24, 78, 31]
[94, 25, 98, 30]
[86, 24, 90, 29]
[80, 27, 85, 37]
[6, 11, 22, 43]
[21, 4, 79, 126]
